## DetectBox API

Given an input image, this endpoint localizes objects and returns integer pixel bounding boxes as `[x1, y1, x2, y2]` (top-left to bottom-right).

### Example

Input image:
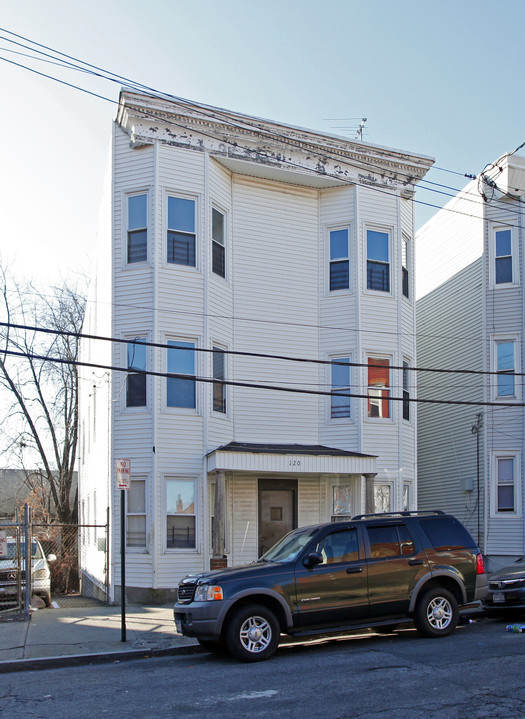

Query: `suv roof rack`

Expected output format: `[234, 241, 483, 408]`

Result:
[352, 510, 445, 520]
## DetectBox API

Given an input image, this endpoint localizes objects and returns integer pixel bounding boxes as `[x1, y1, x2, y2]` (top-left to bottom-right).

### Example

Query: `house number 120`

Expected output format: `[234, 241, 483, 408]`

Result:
[289, 460, 301, 467]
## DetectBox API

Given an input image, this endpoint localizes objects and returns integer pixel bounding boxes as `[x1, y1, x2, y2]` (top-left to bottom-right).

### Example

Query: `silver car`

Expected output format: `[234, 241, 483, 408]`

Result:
[0, 538, 56, 607]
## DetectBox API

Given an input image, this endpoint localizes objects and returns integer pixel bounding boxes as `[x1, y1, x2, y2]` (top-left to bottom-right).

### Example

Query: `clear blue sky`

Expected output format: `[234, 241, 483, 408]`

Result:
[1, 0, 524, 282]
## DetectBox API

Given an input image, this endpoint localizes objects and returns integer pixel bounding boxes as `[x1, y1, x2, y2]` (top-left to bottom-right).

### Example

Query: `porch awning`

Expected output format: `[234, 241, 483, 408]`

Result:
[206, 442, 376, 475]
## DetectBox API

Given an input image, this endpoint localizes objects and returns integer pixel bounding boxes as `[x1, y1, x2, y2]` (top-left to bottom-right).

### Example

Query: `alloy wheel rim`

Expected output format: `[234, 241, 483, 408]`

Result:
[427, 597, 453, 629]
[239, 615, 272, 653]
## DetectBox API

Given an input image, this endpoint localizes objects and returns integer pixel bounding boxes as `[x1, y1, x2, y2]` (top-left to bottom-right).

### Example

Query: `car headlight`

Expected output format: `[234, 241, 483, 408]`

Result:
[194, 584, 223, 601]
[32, 568, 48, 580]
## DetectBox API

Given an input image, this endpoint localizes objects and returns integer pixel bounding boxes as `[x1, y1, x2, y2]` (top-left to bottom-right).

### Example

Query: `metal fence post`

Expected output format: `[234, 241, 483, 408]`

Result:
[23, 504, 31, 620]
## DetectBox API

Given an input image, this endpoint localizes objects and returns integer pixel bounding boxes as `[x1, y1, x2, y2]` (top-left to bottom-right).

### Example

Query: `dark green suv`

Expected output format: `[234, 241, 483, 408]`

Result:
[174, 511, 488, 661]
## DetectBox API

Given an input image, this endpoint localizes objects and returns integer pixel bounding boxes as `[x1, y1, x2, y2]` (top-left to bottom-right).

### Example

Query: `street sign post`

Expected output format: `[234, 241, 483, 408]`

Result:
[116, 459, 130, 642]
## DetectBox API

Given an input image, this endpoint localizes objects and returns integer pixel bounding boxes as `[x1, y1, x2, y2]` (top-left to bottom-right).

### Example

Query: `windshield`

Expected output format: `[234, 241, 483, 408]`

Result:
[259, 527, 319, 563]
[0, 541, 43, 560]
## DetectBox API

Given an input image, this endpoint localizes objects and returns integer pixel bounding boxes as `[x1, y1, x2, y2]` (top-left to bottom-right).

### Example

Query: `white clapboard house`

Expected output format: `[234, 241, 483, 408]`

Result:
[416, 152, 525, 571]
[79, 90, 433, 602]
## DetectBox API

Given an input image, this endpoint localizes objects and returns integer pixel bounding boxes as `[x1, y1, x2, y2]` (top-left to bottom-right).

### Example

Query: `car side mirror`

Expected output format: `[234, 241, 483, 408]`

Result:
[303, 551, 323, 569]
[47, 554, 57, 562]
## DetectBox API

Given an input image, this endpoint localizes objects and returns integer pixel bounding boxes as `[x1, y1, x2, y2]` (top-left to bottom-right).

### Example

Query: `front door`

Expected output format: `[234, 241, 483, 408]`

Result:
[258, 479, 297, 556]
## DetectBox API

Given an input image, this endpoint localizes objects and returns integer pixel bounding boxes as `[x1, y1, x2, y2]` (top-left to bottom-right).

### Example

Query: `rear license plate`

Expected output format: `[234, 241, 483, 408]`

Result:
[493, 592, 505, 603]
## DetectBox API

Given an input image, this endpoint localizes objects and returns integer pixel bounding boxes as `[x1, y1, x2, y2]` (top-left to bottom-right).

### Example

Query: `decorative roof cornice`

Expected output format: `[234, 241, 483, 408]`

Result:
[117, 90, 434, 191]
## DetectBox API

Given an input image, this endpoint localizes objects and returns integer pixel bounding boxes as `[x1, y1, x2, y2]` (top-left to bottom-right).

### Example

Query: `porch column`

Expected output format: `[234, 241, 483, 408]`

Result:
[363, 473, 377, 514]
[211, 470, 227, 570]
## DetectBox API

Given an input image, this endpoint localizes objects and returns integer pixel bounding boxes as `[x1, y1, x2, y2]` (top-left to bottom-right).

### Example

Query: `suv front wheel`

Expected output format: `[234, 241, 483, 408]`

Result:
[414, 587, 458, 637]
[225, 604, 280, 662]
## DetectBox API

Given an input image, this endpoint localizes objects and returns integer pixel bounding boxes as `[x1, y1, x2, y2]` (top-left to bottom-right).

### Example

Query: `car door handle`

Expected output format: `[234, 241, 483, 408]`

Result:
[408, 559, 424, 566]
[346, 566, 363, 574]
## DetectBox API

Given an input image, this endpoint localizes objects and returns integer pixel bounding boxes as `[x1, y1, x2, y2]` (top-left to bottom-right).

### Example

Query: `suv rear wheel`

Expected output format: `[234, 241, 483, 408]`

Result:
[225, 604, 280, 662]
[414, 587, 458, 637]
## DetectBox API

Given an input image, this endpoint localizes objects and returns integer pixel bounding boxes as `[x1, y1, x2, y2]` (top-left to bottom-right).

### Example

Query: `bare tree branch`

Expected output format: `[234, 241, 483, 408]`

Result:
[0, 269, 86, 523]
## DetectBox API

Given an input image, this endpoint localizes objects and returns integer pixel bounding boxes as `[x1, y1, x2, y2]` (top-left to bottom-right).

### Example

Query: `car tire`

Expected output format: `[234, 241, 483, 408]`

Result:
[414, 587, 458, 637]
[197, 638, 227, 655]
[224, 604, 280, 662]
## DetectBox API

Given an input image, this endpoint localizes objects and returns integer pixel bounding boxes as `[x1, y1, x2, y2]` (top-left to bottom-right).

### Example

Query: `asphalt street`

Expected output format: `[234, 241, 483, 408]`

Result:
[1, 618, 524, 719]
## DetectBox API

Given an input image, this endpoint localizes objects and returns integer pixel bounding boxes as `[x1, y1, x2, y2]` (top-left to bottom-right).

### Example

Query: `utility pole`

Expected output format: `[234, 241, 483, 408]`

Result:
[471, 413, 483, 547]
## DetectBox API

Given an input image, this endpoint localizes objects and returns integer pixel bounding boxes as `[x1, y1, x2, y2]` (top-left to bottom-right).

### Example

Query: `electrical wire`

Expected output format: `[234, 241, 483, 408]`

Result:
[1, 28, 524, 224]
[2, 320, 524, 378]
[1, 347, 523, 409]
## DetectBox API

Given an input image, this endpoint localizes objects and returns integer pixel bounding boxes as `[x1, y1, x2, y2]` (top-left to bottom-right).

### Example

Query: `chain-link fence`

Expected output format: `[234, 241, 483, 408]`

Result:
[0, 506, 109, 619]
[0, 513, 31, 617]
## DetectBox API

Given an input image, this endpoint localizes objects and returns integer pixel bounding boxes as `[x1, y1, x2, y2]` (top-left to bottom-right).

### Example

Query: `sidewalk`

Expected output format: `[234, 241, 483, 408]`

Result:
[0, 601, 200, 673]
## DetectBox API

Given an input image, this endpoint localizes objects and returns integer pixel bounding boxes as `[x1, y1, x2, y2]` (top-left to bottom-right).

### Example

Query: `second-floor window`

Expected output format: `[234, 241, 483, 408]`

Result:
[496, 340, 515, 398]
[126, 338, 146, 407]
[496, 456, 516, 512]
[403, 360, 410, 421]
[127, 194, 147, 263]
[168, 197, 196, 266]
[329, 229, 349, 291]
[212, 208, 226, 278]
[167, 341, 196, 408]
[367, 230, 390, 292]
[368, 357, 390, 418]
[213, 347, 226, 413]
[495, 228, 512, 284]
[331, 357, 351, 418]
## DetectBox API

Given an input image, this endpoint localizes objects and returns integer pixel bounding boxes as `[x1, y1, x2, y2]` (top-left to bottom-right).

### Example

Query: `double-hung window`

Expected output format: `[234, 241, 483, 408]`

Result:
[166, 478, 196, 548]
[402, 235, 410, 298]
[372, 485, 392, 515]
[368, 357, 390, 418]
[212, 208, 226, 278]
[331, 357, 351, 418]
[367, 230, 390, 292]
[167, 341, 196, 408]
[126, 338, 147, 407]
[496, 340, 515, 398]
[495, 228, 513, 285]
[167, 197, 196, 266]
[127, 194, 147, 263]
[402, 360, 410, 421]
[126, 478, 146, 548]
[329, 229, 349, 291]
[212, 346, 226, 413]
[495, 456, 516, 513]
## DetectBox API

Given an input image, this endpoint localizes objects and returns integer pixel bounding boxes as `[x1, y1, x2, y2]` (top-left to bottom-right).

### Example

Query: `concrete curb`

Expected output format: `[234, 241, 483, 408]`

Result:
[0, 642, 204, 674]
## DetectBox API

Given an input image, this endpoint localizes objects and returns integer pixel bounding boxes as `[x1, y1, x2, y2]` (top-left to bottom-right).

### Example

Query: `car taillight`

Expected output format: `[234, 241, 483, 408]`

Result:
[476, 553, 485, 575]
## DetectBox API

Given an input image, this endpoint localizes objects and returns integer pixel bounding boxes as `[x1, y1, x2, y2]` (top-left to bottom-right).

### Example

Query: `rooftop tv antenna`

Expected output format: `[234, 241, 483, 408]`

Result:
[324, 117, 368, 140]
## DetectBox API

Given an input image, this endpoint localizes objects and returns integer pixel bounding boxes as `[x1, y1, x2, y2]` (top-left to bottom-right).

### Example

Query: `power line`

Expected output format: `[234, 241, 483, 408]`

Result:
[1, 347, 522, 410]
[1, 28, 524, 226]
[1, 320, 523, 378]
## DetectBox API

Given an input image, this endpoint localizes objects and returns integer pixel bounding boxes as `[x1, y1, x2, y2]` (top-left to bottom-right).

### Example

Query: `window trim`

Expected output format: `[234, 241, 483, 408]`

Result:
[329, 354, 352, 422]
[366, 354, 392, 421]
[402, 358, 411, 422]
[327, 226, 351, 293]
[126, 191, 148, 266]
[211, 206, 227, 280]
[373, 482, 393, 513]
[165, 192, 198, 270]
[490, 451, 521, 518]
[125, 475, 148, 552]
[401, 233, 410, 299]
[124, 334, 148, 411]
[491, 334, 520, 402]
[165, 336, 199, 412]
[365, 226, 392, 295]
[490, 225, 519, 288]
[165, 476, 198, 552]
[212, 343, 228, 416]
